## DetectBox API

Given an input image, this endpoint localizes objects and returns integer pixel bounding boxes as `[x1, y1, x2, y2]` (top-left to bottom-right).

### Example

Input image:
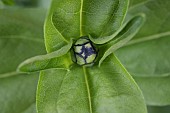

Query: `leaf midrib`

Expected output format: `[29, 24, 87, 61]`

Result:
[80, 0, 84, 36]
[80, 2, 92, 111]
[0, 72, 22, 78]
[126, 31, 170, 46]
[129, 0, 152, 11]
[83, 66, 93, 113]
[0, 35, 44, 43]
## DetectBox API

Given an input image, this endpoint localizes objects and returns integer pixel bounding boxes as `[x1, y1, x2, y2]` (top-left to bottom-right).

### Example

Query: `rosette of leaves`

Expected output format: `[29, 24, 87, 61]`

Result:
[17, 0, 147, 113]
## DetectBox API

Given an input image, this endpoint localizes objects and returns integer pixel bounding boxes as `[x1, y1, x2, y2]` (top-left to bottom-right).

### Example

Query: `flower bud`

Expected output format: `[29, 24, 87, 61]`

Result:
[72, 36, 97, 66]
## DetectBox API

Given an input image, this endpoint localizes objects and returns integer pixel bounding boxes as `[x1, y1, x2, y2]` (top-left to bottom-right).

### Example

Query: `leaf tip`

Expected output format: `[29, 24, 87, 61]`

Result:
[135, 13, 146, 24]
[17, 61, 28, 73]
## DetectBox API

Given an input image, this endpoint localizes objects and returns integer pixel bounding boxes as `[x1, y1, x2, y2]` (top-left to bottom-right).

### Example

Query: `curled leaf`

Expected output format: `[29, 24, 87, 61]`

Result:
[17, 40, 73, 72]
[99, 14, 146, 66]
[88, 0, 129, 44]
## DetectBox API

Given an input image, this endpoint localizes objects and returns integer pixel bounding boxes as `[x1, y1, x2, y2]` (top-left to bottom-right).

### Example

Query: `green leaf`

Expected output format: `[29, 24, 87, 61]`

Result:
[38, 0, 51, 9]
[44, 0, 70, 52]
[0, 8, 46, 75]
[129, 0, 148, 7]
[99, 14, 145, 66]
[0, 8, 46, 113]
[0, 1, 4, 8]
[17, 40, 73, 72]
[1, 0, 14, 6]
[37, 0, 147, 112]
[115, 0, 170, 77]
[37, 54, 147, 113]
[116, 36, 170, 77]
[46, 0, 129, 52]
[115, 0, 170, 106]
[147, 105, 170, 113]
[84, 0, 129, 44]
[134, 75, 170, 106]
[18, 13, 145, 73]
[88, 24, 125, 44]
[82, 0, 129, 37]
[0, 73, 38, 113]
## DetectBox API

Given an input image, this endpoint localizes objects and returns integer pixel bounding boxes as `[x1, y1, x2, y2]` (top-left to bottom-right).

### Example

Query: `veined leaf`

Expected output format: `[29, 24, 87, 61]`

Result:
[37, 0, 147, 112]
[46, 0, 129, 52]
[0, 73, 38, 113]
[116, 36, 170, 77]
[116, 0, 170, 77]
[44, 0, 70, 52]
[37, 54, 147, 113]
[99, 14, 145, 66]
[82, 0, 128, 38]
[0, 8, 47, 113]
[87, 0, 129, 44]
[17, 40, 73, 72]
[134, 75, 170, 106]
[115, 0, 170, 106]
[19, 0, 132, 73]
[0, 8, 46, 75]
[129, 0, 148, 8]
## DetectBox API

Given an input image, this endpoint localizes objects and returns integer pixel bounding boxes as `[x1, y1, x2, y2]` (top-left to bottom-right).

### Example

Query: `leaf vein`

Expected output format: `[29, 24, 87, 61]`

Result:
[80, 0, 84, 36]
[126, 31, 170, 46]
[0, 35, 44, 43]
[83, 66, 93, 113]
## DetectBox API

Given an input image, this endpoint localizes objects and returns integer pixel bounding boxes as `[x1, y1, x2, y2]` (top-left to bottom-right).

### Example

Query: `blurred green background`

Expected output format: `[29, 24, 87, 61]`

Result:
[1, 0, 51, 8]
